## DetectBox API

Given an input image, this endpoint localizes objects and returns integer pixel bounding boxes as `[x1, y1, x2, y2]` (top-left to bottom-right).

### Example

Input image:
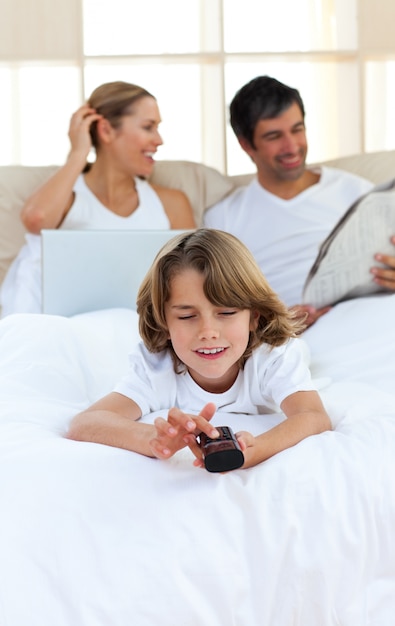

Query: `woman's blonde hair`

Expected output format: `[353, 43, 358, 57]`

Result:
[137, 229, 305, 372]
[88, 81, 155, 149]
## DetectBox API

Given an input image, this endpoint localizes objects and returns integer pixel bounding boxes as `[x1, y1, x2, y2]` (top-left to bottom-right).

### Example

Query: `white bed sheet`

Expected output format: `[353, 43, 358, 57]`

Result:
[0, 297, 395, 626]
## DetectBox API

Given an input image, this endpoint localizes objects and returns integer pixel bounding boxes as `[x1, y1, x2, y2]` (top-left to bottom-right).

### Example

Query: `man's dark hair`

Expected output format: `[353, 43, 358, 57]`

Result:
[229, 75, 305, 147]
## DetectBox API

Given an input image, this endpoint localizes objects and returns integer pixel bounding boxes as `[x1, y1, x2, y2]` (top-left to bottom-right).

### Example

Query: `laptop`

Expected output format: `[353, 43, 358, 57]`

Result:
[41, 229, 191, 316]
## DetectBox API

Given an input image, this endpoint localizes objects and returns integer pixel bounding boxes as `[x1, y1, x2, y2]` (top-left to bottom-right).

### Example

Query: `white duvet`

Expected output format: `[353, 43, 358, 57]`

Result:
[0, 297, 395, 626]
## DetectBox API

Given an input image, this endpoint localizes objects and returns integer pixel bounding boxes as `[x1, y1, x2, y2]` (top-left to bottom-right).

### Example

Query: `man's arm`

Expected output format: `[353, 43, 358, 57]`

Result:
[290, 304, 332, 329]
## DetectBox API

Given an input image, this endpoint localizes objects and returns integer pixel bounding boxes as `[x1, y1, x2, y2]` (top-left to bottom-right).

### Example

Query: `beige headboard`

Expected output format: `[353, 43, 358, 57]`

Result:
[1, 150, 394, 288]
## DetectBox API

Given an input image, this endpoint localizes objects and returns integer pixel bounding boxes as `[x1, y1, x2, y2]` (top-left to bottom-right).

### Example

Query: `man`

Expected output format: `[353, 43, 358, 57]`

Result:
[204, 75, 395, 327]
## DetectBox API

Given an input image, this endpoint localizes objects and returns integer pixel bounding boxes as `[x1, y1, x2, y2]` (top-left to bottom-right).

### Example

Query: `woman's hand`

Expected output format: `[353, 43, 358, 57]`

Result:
[68, 103, 102, 159]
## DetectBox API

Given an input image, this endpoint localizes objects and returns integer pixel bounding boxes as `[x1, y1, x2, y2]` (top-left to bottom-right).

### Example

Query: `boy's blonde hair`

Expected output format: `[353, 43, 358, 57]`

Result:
[137, 229, 305, 371]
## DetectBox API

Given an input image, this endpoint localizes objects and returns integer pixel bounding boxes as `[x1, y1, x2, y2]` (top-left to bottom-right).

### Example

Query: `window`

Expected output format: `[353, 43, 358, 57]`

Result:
[0, 0, 394, 174]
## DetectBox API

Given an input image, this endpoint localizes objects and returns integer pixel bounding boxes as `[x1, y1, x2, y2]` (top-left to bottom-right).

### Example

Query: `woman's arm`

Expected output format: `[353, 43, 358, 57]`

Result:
[154, 184, 197, 229]
[21, 105, 102, 233]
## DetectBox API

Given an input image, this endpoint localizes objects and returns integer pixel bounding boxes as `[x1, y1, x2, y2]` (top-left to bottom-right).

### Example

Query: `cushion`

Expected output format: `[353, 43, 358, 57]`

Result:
[0, 165, 58, 286]
[317, 150, 395, 185]
[150, 160, 235, 226]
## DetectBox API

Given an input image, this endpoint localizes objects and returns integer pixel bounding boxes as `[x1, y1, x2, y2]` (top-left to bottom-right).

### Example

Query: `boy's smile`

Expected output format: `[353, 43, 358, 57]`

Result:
[164, 268, 258, 393]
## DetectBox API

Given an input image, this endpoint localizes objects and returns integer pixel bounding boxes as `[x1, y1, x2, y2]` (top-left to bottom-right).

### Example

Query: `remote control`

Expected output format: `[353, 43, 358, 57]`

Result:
[199, 426, 244, 473]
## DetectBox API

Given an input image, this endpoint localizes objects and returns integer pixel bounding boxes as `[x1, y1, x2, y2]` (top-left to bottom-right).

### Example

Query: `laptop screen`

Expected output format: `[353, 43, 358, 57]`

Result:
[41, 229, 192, 316]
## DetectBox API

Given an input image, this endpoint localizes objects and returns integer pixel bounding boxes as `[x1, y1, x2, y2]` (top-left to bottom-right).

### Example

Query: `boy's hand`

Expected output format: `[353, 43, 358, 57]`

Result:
[149, 402, 218, 460]
[231, 431, 259, 469]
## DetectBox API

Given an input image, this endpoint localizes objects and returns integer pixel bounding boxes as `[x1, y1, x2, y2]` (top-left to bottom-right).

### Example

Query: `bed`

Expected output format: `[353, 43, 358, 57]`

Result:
[1, 293, 395, 626]
[1, 154, 395, 624]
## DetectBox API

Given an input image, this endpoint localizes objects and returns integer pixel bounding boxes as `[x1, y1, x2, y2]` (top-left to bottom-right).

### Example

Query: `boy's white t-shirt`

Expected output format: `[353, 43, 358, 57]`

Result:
[114, 337, 315, 416]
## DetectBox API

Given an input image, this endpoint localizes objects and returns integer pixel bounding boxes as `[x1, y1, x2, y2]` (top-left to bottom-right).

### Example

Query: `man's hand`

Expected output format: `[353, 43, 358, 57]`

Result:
[290, 304, 331, 329]
[371, 237, 395, 290]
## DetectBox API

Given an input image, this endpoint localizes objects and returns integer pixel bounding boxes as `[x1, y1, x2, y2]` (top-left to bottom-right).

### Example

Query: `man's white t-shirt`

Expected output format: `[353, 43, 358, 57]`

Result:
[204, 167, 374, 306]
[114, 337, 315, 416]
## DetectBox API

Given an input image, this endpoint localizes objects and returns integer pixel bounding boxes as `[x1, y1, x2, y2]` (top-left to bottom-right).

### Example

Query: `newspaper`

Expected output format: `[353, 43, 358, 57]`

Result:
[302, 178, 395, 308]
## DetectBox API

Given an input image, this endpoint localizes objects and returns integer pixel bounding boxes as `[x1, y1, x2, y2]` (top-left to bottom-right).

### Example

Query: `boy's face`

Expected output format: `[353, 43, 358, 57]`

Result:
[240, 102, 307, 185]
[164, 268, 258, 393]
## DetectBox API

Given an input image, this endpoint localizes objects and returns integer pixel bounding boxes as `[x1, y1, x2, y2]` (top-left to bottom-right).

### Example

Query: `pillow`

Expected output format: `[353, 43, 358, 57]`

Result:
[0, 165, 58, 286]
[317, 150, 395, 185]
[150, 160, 235, 226]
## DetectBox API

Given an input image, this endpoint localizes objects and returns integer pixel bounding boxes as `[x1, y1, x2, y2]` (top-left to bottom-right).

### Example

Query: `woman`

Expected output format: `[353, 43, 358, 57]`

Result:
[1, 81, 196, 316]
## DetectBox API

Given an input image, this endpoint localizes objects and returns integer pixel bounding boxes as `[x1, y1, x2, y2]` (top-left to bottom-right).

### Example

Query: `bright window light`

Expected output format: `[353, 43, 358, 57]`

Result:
[83, 0, 203, 55]
[223, 0, 357, 52]
[84, 62, 203, 163]
[18, 65, 81, 165]
[0, 0, 394, 170]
